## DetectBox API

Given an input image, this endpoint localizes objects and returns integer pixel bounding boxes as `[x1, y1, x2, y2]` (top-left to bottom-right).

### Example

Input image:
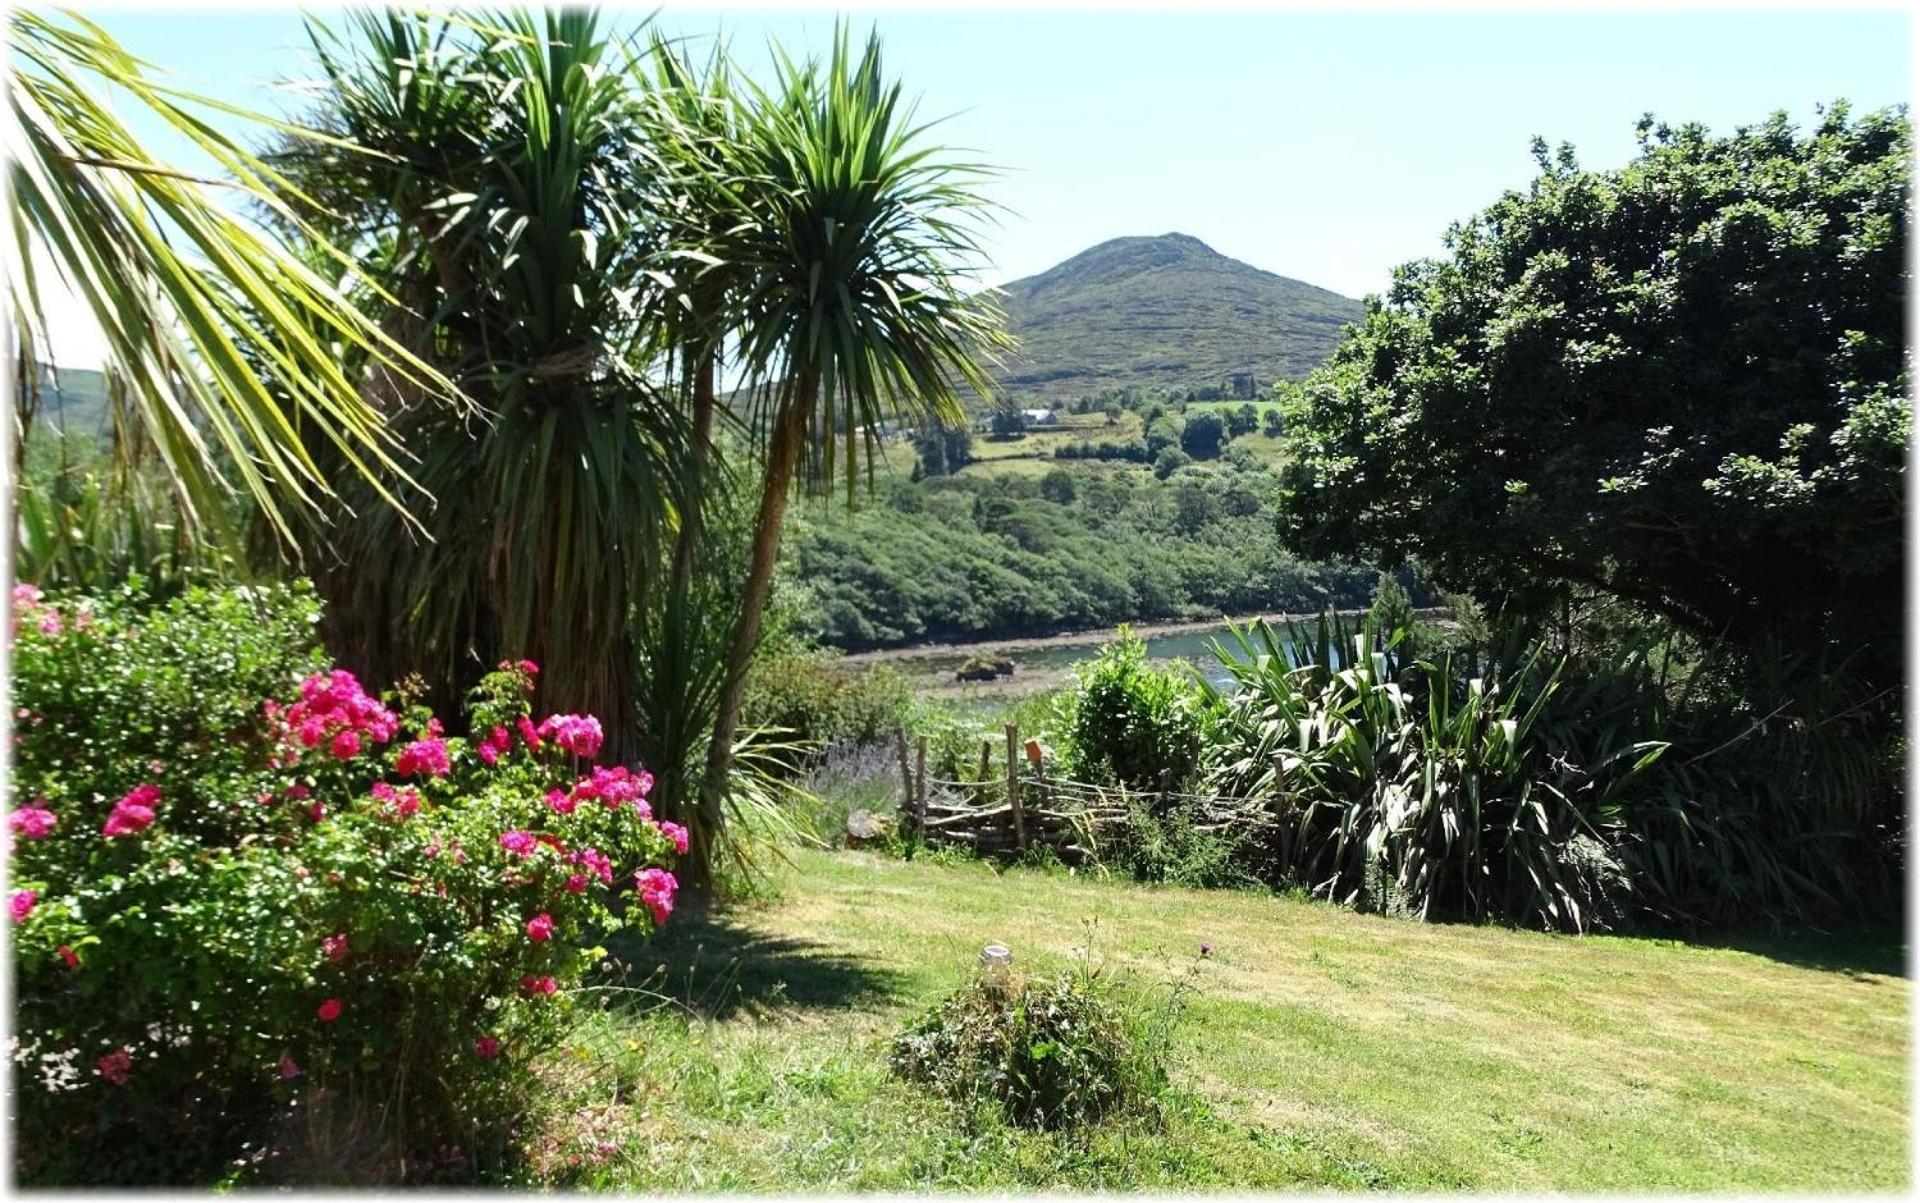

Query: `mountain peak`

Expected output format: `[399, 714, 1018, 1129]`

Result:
[990, 235, 1363, 401]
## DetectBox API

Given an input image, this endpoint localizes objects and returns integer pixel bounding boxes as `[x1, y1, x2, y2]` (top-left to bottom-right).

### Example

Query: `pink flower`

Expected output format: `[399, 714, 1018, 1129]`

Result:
[536, 714, 604, 760]
[569, 847, 613, 886]
[10, 889, 36, 923]
[101, 785, 160, 838]
[96, 1048, 132, 1086]
[323, 934, 349, 964]
[565, 873, 588, 894]
[12, 583, 43, 609]
[474, 1036, 502, 1060]
[635, 868, 677, 928]
[499, 830, 537, 859]
[370, 780, 422, 820]
[516, 716, 543, 752]
[658, 821, 689, 856]
[317, 998, 343, 1023]
[519, 975, 558, 997]
[272, 671, 400, 761]
[545, 788, 577, 815]
[517, 659, 540, 677]
[395, 738, 450, 778]
[477, 726, 512, 768]
[36, 610, 62, 637]
[56, 945, 78, 970]
[278, 1054, 302, 1080]
[287, 784, 311, 801]
[10, 805, 57, 840]
[525, 912, 555, 943]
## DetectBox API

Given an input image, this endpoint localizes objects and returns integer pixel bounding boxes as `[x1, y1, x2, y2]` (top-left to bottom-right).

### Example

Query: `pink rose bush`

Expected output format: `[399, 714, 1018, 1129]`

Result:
[8, 585, 684, 1182]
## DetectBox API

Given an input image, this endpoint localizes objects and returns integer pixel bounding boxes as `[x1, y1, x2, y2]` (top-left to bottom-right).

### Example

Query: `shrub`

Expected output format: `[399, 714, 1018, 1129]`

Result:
[890, 962, 1184, 1130]
[1102, 798, 1260, 891]
[8, 583, 683, 1184]
[740, 648, 913, 749]
[1062, 629, 1215, 790]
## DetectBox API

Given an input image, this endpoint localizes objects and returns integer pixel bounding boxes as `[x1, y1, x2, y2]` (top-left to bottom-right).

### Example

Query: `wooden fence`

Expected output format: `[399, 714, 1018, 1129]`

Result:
[884, 724, 1291, 866]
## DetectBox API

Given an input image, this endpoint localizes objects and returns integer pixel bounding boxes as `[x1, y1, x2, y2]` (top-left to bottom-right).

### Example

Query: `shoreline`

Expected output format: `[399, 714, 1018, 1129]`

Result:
[839, 606, 1448, 666]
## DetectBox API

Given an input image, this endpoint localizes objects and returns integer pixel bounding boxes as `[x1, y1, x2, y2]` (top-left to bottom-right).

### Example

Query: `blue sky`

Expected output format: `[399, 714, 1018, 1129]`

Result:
[40, 4, 1915, 362]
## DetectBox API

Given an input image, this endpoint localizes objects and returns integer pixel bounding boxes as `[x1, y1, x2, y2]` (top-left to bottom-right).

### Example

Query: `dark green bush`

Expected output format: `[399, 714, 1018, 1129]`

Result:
[1062, 630, 1216, 790]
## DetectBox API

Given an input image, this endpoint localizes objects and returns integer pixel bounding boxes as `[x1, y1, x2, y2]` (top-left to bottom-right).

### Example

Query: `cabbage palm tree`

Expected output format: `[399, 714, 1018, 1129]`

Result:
[6, 8, 455, 542]
[271, 9, 692, 748]
[689, 27, 1012, 881]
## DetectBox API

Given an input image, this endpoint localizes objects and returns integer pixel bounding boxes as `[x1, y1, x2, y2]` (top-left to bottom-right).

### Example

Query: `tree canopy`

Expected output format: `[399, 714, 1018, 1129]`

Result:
[1279, 103, 1909, 666]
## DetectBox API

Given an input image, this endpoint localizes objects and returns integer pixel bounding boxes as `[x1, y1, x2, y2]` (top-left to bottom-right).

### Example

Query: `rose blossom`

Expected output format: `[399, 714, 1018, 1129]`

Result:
[317, 998, 343, 1023]
[635, 868, 677, 928]
[395, 738, 450, 778]
[474, 1036, 502, 1060]
[101, 785, 160, 838]
[9, 805, 56, 840]
[97, 1048, 132, 1086]
[9, 889, 36, 923]
[525, 913, 555, 943]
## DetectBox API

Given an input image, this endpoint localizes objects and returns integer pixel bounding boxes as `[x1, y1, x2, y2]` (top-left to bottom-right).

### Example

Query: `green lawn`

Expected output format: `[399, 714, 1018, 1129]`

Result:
[531, 849, 1909, 1191]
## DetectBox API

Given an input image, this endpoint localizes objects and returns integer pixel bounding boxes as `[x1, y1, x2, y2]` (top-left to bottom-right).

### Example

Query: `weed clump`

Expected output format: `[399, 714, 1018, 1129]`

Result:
[889, 965, 1184, 1130]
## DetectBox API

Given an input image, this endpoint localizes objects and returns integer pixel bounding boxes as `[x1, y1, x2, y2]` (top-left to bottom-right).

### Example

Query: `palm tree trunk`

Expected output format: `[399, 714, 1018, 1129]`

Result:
[694, 381, 812, 889]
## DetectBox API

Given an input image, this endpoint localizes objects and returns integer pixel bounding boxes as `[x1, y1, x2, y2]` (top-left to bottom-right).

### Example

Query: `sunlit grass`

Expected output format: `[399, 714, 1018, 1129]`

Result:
[530, 849, 1908, 1191]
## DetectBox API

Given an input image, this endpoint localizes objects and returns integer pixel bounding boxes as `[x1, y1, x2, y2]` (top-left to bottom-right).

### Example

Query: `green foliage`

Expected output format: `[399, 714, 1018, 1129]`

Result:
[891, 962, 1185, 1130]
[1195, 608, 1898, 931]
[7, 10, 455, 541]
[742, 648, 914, 748]
[1102, 798, 1259, 891]
[8, 585, 680, 1184]
[1062, 630, 1216, 790]
[787, 469, 1376, 650]
[1179, 410, 1225, 459]
[1198, 614, 1666, 931]
[1280, 104, 1909, 672]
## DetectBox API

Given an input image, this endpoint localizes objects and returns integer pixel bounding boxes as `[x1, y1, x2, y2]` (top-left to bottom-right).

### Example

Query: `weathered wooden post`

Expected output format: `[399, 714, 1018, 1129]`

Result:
[894, 726, 914, 819]
[1157, 767, 1172, 817]
[976, 739, 994, 808]
[915, 736, 929, 842]
[1004, 723, 1028, 850]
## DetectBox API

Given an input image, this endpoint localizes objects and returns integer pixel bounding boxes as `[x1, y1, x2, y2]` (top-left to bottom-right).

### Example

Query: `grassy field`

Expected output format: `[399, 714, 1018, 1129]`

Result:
[529, 849, 1909, 1191]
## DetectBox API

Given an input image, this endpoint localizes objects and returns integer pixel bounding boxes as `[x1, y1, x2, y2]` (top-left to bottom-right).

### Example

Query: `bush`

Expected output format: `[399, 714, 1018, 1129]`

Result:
[8, 583, 684, 1184]
[1102, 798, 1259, 891]
[890, 962, 1185, 1130]
[1062, 630, 1215, 790]
[740, 647, 913, 749]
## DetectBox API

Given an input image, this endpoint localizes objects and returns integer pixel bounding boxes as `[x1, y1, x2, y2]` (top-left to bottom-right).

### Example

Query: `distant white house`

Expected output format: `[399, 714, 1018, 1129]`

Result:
[1021, 408, 1059, 427]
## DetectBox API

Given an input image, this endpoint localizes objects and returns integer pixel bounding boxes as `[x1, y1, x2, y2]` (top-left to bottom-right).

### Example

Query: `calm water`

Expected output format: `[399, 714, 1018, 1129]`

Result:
[892, 619, 1311, 690]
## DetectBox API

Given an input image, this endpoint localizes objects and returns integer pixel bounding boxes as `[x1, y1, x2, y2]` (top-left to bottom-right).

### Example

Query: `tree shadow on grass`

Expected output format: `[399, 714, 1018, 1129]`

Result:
[594, 900, 909, 1021]
[1630, 924, 1906, 981]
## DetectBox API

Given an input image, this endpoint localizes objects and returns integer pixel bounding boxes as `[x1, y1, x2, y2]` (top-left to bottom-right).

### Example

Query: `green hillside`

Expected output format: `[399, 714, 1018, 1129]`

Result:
[990, 233, 1362, 404]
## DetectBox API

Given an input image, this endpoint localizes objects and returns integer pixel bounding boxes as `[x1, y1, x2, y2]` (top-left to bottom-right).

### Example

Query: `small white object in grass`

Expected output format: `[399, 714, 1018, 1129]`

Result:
[980, 943, 1013, 993]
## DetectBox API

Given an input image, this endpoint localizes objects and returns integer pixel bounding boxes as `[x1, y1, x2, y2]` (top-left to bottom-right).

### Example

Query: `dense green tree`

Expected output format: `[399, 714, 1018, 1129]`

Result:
[270, 10, 691, 748]
[1180, 409, 1225, 459]
[1280, 104, 1909, 670]
[1260, 406, 1284, 437]
[988, 395, 1029, 438]
[1228, 403, 1259, 437]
